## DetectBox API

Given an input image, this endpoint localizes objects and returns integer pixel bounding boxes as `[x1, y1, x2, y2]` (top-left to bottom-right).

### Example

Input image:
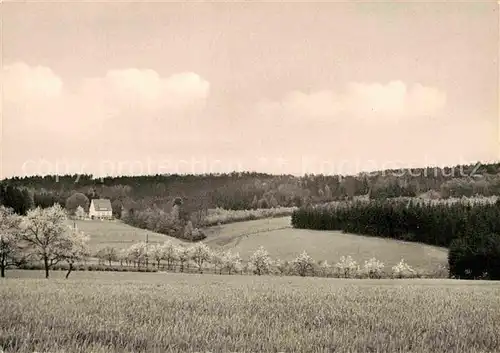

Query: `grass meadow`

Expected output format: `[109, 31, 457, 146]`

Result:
[68, 217, 447, 274]
[2, 271, 500, 353]
[67, 219, 182, 251]
[203, 217, 448, 274]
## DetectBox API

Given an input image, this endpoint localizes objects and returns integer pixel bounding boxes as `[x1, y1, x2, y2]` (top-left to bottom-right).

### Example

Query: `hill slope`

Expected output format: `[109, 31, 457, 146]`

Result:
[203, 217, 448, 273]
[69, 219, 182, 251]
[73, 217, 447, 273]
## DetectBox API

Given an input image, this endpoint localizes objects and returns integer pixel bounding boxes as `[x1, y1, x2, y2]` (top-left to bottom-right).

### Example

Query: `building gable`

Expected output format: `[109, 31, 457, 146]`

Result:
[90, 199, 113, 212]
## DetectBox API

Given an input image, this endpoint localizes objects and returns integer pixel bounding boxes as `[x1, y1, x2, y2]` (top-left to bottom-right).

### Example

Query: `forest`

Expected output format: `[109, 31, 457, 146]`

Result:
[2, 161, 500, 245]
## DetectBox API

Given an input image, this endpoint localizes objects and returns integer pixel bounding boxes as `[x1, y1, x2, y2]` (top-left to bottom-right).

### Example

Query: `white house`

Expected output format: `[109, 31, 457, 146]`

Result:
[89, 199, 113, 220]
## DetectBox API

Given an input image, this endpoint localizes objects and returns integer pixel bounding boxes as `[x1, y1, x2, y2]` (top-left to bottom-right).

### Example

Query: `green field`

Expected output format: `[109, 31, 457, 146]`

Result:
[71, 217, 447, 274]
[203, 217, 448, 273]
[2, 271, 499, 353]
[68, 219, 183, 251]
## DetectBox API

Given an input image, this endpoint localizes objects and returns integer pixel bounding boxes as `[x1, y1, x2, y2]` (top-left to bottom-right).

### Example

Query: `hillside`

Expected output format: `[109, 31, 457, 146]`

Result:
[71, 217, 447, 274]
[4, 161, 500, 215]
[203, 217, 447, 273]
[68, 219, 182, 251]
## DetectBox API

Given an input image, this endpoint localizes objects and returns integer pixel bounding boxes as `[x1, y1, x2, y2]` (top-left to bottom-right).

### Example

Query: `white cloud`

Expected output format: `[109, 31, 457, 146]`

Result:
[3, 64, 488, 179]
[80, 69, 210, 113]
[1, 62, 212, 177]
[257, 80, 446, 122]
[3, 62, 210, 113]
[2, 62, 63, 103]
[2, 62, 210, 132]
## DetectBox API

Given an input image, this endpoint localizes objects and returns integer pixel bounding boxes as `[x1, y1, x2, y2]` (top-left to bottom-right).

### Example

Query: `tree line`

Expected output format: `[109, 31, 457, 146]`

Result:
[291, 198, 500, 279]
[3, 161, 500, 237]
[4, 162, 500, 212]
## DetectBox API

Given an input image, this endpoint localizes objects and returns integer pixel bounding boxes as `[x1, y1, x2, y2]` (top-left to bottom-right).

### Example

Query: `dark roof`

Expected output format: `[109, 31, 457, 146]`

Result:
[91, 199, 112, 211]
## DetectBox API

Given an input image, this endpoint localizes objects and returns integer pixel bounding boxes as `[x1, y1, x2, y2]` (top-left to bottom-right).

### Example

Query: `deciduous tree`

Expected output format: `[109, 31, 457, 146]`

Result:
[59, 229, 90, 278]
[292, 251, 315, 277]
[65, 193, 90, 215]
[250, 246, 273, 275]
[177, 245, 191, 272]
[127, 242, 149, 268]
[162, 241, 178, 270]
[335, 255, 359, 278]
[149, 244, 165, 268]
[221, 250, 241, 275]
[0, 206, 24, 277]
[190, 243, 212, 273]
[363, 257, 385, 278]
[21, 204, 85, 278]
[99, 246, 118, 266]
[75, 206, 86, 219]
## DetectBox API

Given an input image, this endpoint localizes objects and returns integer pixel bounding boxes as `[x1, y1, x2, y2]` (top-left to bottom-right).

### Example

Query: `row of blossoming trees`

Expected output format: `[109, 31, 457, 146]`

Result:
[1, 204, 420, 279]
[94, 242, 419, 279]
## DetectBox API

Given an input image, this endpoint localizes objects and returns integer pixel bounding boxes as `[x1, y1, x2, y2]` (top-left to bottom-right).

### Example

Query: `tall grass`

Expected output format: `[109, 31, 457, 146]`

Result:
[2, 273, 500, 353]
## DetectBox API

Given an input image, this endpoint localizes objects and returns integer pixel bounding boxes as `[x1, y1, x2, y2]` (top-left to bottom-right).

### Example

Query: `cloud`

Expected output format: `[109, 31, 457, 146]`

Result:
[2, 62, 210, 132]
[2, 62, 211, 177]
[3, 62, 210, 113]
[80, 69, 210, 113]
[257, 81, 446, 122]
[2, 62, 63, 103]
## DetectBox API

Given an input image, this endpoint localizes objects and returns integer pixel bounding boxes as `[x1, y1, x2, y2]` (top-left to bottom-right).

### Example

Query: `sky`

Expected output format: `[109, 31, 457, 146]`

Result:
[1, 0, 499, 178]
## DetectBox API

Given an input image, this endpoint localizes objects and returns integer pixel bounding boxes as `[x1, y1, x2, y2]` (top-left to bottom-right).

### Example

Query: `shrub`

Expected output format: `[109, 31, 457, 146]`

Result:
[392, 259, 416, 278]
[318, 260, 332, 277]
[427, 263, 449, 279]
[191, 227, 206, 242]
[274, 259, 286, 276]
[448, 232, 500, 280]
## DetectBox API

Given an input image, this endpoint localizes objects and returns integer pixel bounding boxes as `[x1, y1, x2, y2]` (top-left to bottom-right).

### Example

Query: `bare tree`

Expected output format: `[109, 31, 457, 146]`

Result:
[100, 246, 118, 266]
